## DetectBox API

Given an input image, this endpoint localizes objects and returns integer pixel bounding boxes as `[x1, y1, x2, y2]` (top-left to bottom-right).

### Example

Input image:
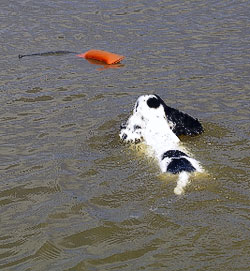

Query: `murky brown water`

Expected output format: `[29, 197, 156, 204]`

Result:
[0, 0, 249, 270]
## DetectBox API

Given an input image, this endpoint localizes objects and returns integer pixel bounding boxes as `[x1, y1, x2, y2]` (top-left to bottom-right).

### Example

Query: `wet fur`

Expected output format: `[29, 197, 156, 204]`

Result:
[120, 94, 204, 195]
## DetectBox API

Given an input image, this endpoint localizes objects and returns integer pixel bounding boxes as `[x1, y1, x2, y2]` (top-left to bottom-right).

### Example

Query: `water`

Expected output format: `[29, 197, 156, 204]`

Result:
[0, 0, 249, 270]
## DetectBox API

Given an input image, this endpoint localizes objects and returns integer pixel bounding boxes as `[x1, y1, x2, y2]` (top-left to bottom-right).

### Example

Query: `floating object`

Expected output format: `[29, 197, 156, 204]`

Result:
[77, 50, 125, 65]
[18, 49, 125, 66]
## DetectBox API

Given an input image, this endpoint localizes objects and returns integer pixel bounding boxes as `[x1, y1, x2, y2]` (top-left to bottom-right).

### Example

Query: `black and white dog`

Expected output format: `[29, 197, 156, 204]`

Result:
[120, 94, 204, 195]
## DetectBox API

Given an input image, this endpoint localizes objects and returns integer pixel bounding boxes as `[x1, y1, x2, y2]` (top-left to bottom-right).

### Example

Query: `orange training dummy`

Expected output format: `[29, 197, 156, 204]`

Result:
[77, 50, 125, 65]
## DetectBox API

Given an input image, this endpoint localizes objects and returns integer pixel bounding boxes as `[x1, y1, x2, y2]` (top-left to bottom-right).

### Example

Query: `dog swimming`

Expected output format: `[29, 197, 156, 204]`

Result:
[120, 94, 204, 195]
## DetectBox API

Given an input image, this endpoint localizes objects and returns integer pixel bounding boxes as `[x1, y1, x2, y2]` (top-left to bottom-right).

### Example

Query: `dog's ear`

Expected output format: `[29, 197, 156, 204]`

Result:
[152, 94, 204, 136]
[147, 96, 161, 108]
[164, 106, 204, 136]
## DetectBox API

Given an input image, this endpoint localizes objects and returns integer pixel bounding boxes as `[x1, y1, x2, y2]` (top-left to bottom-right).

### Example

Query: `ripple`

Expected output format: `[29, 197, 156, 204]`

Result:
[15, 95, 54, 103]
[34, 241, 62, 260]
[0, 0, 249, 270]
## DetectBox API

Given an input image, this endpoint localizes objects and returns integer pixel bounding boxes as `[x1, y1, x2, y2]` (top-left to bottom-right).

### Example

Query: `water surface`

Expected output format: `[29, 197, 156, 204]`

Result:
[0, 0, 249, 270]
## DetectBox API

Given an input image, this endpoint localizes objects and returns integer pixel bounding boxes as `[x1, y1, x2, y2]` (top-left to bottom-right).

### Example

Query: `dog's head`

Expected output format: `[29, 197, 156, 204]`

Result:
[133, 94, 166, 118]
[120, 95, 172, 143]
[120, 94, 203, 143]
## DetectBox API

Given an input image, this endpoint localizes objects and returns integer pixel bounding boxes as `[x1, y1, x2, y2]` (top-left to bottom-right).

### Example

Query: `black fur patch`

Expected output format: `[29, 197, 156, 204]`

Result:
[154, 94, 204, 136]
[147, 97, 161, 108]
[120, 123, 127, 130]
[122, 134, 127, 141]
[167, 157, 196, 174]
[162, 150, 188, 160]
[135, 101, 139, 112]
[134, 125, 141, 130]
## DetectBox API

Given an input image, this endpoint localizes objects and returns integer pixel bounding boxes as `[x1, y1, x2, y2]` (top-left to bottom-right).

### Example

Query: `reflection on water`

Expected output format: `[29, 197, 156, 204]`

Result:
[0, 0, 249, 270]
[85, 58, 125, 71]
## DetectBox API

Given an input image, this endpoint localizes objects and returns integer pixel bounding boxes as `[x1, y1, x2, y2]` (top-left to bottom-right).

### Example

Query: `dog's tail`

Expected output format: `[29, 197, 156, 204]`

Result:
[174, 171, 190, 195]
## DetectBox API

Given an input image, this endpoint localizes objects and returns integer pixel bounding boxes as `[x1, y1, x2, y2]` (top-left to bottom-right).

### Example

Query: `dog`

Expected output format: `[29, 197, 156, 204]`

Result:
[119, 94, 204, 195]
